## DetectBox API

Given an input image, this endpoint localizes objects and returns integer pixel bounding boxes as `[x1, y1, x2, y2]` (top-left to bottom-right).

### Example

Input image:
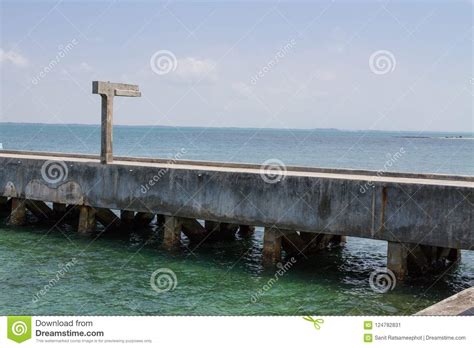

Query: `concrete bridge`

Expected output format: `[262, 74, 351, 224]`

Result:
[0, 81, 472, 281]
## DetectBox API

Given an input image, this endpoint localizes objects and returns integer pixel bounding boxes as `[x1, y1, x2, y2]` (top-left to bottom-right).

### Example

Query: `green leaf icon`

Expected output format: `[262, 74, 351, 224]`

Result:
[7, 316, 32, 343]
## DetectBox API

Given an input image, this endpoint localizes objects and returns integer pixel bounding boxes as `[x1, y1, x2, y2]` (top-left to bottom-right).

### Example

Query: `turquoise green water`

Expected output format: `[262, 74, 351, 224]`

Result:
[0, 124, 473, 315]
[0, 220, 472, 316]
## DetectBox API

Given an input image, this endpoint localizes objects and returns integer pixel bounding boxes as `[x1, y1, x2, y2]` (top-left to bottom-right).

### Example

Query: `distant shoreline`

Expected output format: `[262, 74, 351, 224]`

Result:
[0, 121, 472, 136]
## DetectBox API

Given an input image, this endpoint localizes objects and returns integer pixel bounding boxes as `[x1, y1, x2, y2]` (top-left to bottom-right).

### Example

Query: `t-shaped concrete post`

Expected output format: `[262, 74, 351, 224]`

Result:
[92, 81, 141, 164]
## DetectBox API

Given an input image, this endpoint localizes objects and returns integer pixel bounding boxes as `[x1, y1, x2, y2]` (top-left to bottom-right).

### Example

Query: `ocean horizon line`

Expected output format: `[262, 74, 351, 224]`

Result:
[0, 121, 472, 135]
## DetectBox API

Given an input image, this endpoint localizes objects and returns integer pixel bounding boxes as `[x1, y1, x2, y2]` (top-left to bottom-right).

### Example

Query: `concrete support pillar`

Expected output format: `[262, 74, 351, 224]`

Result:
[447, 248, 461, 262]
[0, 197, 11, 215]
[388, 242, 462, 281]
[331, 235, 346, 245]
[220, 223, 239, 239]
[92, 81, 141, 164]
[53, 203, 66, 218]
[25, 200, 53, 220]
[204, 220, 220, 234]
[134, 212, 154, 227]
[10, 198, 26, 226]
[65, 205, 80, 221]
[120, 210, 134, 225]
[78, 206, 96, 235]
[95, 208, 120, 230]
[387, 241, 408, 281]
[156, 214, 165, 228]
[163, 216, 182, 249]
[263, 227, 283, 266]
[204, 220, 238, 241]
[238, 225, 255, 237]
[282, 231, 342, 256]
[181, 218, 207, 242]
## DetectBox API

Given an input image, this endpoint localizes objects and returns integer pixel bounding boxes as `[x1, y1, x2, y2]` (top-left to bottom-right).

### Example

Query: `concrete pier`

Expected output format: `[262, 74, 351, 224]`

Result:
[2, 81, 471, 281]
[0, 150, 472, 279]
[416, 287, 474, 316]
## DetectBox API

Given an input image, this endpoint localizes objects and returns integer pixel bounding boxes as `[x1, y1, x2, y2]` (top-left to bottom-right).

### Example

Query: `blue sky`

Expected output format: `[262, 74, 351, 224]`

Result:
[0, 0, 472, 131]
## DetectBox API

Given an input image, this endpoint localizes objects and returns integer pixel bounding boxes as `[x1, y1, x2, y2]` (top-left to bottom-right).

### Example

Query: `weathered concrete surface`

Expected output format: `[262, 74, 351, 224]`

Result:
[10, 198, 26, 226]
[416, 287, 474, 316]
[92, 81, 141, 164]
[78, 206, 95, 235]
[387, 242, 409, 280]
[388, 242, 462, 280]
[262, 228, 283, 265]
[95, 208, 120, 230]
[0, 151, 473, 251]
[25, 199, 53, 220]
[163, 216, 181, 249]
[181, 218, 208, 241]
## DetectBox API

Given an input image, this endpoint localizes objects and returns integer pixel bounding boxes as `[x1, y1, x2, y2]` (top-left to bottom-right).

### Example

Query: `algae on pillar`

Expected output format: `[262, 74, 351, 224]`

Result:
[163, 216, 182, 249]
[78, 206, 96, 235]
[387, 241, 408, 281]
[10, 198, 26, 226]
[387, 241, 461, 281]
[263, 227, 285, 266]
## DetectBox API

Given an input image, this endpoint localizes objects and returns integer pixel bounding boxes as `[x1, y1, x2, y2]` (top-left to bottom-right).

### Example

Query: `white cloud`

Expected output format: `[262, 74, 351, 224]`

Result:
[78, 62, 93, 72]
[231, 81, 254, 98]
[317, 70, 336, 81]
[0, 48, 29, 67]
[175, 57, 217, 82]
